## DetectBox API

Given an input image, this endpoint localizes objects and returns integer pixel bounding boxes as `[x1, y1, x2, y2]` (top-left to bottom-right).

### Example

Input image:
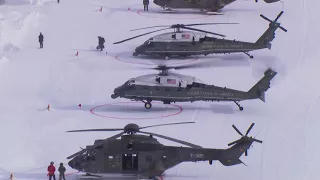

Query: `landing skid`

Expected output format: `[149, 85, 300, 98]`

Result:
[234, 101, 243, 111]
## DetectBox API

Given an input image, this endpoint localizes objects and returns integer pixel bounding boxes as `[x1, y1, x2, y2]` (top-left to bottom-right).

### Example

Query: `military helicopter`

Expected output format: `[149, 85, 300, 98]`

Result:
[66, 122, 262, 179]
[110, 62, 277, 111]
[153, 0, 280, 14]
[113, 11, 287, 60]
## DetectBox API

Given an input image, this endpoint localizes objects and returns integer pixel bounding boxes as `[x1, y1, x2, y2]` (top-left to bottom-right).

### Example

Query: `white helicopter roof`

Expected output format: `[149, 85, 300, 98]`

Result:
[125, 73, 203, 88]
[149, 31, 208, 42]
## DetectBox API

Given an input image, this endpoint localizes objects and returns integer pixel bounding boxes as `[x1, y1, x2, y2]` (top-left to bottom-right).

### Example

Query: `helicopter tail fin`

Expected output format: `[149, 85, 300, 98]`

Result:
[247, 69, 277, 102]
[255, 11, 287, 49]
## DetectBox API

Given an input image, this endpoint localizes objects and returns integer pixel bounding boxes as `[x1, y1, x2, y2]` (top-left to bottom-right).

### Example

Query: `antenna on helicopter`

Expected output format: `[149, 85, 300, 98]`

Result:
[113, 23, 238, 44]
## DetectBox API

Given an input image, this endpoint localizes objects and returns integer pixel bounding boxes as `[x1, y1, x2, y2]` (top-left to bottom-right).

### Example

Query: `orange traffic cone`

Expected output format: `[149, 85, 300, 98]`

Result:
[99, 7, 102, 12]
[75, 51, 79, 56]
[47, 104, 50, 111]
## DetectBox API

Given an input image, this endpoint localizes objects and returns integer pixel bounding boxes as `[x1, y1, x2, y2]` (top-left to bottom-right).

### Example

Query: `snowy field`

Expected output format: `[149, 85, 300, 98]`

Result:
[0, 0, 319, 179]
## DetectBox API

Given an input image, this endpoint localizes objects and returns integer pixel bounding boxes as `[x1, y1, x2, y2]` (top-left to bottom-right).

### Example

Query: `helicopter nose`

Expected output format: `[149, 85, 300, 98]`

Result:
[111, 87, 120, 99]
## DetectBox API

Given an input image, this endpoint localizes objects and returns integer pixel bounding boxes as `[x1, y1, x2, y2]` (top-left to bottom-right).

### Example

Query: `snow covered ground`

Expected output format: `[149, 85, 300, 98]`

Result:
[0, 0, 319, 179]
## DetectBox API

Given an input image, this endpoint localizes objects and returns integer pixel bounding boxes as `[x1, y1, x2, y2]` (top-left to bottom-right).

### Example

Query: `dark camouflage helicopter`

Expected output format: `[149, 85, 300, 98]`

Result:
[111, 62, 277, 111]
[113, 11, 287, 60]
[66, 122, 262, 179]
[153, 0, 280, 14]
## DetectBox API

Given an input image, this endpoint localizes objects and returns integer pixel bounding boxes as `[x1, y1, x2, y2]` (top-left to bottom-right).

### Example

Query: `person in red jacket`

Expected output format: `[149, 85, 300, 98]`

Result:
[47, 161, 56, 180]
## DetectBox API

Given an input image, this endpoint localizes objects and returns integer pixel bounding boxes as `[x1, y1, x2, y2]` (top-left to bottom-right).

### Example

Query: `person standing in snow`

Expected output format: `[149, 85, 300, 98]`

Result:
[58, 163, 66, 180]
[57, 0, 59, 3]
[96, 36, 105, 51]
[47, 161, 56, 180]
[143, 0, 149, 11]
[38, 32, 44, 49]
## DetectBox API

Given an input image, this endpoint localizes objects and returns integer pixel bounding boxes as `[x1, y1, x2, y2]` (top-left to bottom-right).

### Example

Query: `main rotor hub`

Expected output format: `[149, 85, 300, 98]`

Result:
[124, 123, 139, 134]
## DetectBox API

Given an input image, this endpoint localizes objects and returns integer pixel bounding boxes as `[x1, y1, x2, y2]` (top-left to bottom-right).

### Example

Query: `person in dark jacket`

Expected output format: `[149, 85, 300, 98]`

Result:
[58, 163, 66, 180]
[47, 161, 56, 180]
[38, 32, 44, 49]
[96, 36, 105, 51]
[143, 0, 149, 11]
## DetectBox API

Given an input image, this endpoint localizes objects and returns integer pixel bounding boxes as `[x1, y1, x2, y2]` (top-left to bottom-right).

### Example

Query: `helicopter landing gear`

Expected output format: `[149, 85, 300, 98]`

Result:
[164, 55, 170, 60]
[234, 101, 243, 111]
[145, 102, 152, 109]
[133, 52, 139, 56]
[244, 52, 254, 59]
[142, 100, 152, 109]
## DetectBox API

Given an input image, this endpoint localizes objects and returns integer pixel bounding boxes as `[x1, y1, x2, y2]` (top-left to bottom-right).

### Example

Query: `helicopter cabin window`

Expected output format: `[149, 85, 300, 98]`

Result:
[122, 154, 138, 171]
[171, 33, 176, 39]
[155, 77, 160, 83]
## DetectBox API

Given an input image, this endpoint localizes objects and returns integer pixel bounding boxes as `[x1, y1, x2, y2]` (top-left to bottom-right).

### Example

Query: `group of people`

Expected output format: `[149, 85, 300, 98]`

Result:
[47, 161, 67, 180]
[143, 0, 149, 11]
[38, 33, 106, 52]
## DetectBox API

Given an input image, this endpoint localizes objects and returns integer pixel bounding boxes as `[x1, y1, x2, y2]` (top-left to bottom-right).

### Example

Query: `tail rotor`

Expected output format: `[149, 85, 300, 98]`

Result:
[228, 123, 262, 156]
[260, 11, 287, 32]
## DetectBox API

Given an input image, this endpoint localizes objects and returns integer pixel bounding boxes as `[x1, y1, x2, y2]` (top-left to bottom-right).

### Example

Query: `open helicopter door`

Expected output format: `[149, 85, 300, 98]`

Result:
[103, 154, 122, 173]
[121, 153, 138, 173]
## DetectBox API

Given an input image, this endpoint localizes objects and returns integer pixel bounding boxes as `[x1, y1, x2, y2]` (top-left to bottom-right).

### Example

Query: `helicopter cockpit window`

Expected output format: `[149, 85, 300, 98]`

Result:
[155, 77, 160, 83]
[171, 33, 176, 39]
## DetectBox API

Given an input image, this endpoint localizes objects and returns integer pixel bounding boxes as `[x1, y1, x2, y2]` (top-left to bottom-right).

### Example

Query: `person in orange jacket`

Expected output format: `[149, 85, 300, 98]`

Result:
[47, 161, 56, 180]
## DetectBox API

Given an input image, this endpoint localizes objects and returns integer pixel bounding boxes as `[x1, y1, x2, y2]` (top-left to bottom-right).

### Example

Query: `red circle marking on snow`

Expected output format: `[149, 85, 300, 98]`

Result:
[90, 101, 183, 120]
[114, 52, 199, 66]
[136, 9, 211, 19]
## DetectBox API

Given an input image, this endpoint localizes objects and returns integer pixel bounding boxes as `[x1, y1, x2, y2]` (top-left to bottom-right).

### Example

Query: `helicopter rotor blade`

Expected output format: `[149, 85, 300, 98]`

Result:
[139, 122, 195, 130]
[182, 26, 225, 37]
[183, 22, 239, 26]
[66, 128, 124, 132]
[92, 131, 126, 148]
[232, 125, 244, 136]
[113, 27, 171, 44]
[245, 123, 255, 136]
[67, 149, 86, 159]
[139, 131, 202, 148]
[130, 25, 171, 31]
[130, 23, 239, 31]
[227, 139, 241, 146]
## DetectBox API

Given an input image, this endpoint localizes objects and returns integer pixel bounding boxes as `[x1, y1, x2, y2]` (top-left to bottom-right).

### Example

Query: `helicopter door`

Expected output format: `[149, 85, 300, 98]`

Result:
[122, 154, 138, 173]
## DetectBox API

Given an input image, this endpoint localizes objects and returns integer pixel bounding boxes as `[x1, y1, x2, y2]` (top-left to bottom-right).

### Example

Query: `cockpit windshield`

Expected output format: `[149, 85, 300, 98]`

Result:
[123, 79, 135, 86]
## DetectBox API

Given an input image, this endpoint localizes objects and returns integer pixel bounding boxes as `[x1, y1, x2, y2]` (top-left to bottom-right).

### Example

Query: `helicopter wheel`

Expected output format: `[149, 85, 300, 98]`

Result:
[239, 107, 243, 111]
[145, 102, 152, 109]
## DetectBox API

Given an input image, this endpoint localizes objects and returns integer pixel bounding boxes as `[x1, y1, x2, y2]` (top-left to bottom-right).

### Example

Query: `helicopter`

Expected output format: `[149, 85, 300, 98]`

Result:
[113, 11, 287, 60]
[110, 62, 277, 111]
[153, 0, 280, 14]
[66, 122, 262, 180]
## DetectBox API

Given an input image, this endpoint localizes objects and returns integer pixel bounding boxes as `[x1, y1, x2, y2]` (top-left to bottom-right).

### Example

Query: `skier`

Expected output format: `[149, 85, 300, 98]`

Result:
[96, 36, 105, 51]
[58, 163, 66, 180]
[38, 32, 44, 49]
[143, 0, 149, 11]
[47, 161, 56, 180]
